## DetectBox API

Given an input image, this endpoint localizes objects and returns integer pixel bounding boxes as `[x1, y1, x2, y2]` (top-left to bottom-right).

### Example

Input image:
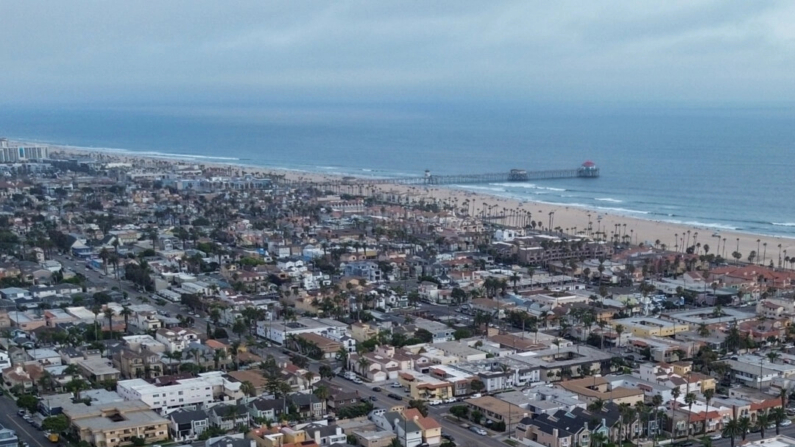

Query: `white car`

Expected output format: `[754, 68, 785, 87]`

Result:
[445, 398, 457, 403]
[471, 393, 482, 398]
[782, 419, 793, 427]
[429, 399, 442, 406]
[710, 434, 722, 441]
[353, 379, 363, 384]
[390, 382, 402, 388]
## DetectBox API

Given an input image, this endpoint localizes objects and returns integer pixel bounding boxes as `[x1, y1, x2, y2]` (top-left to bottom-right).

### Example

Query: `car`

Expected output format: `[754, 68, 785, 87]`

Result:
[445, 398, 457, 403]
[388, 393, 402, 400]
[353, 379, 363, 384]
[471, 393, 482, 398]
[469, 427, 487, 436]
[369, 396, 378, 402]
[429, 399, 442, 406]
[441, 434, 454, 442]
[782, 419, 793, 426]
[372, 387, 382, 392]
[390, 382, 402, 388]
[710, 434, 723, 441]
[17, 410, 25, 416]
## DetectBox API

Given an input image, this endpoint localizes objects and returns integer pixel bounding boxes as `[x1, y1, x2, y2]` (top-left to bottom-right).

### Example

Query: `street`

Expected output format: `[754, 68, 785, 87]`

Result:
[51, 254, 212, 337]
[0, 393, 49, 447]
[327, 377, 508, 447]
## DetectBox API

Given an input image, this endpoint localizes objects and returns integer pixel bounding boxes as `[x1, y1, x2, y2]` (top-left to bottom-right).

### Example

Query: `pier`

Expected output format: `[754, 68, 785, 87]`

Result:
[279, 161, 599, 192]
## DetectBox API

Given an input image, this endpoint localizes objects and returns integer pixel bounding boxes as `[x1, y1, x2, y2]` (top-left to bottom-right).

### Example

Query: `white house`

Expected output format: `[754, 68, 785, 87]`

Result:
[155, 327, 200, 352]
[256, 317, 349, 345]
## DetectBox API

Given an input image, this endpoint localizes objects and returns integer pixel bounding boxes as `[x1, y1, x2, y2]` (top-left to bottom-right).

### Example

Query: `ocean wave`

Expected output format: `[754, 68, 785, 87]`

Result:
[458, 185, 507, 192]
[51, 143, 242, 161]
[595, 198, 624, 203]
[492, 183, 567, 192]
[137, 151, 240, 161]
[665, 220, 738, 230]
[596, 206, 649, 215]
[772, 222, 795, 227]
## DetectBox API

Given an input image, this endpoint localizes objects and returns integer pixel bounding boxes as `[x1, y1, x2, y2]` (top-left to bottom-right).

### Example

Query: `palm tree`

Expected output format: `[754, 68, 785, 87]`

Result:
[703, 388, 715, 434]
[771, 407, 787, 435]
[230, 340, 241, 369]
[103, 308, 115, 340]
[357, 357, 370, 376]
[120, 305, 133, 334]
[314, 384, 330, 403]
[756, 410, 770, 439]
[738, 416, 751, 441]
[615, 324, 625, 350]
[671, 387, 681, 437]
[588, 398, 606, 413]
[684, 392, 696, 439]
[304, 371, 316, 392]
[651, 394, 663, 446]
[240, 381, 256, 397]
[591, 432, 608, 447]
[722, 417, 741, 447]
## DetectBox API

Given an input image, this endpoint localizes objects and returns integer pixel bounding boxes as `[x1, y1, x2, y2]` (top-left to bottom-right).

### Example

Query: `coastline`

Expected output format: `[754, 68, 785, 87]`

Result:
[36, 141, 795, 263]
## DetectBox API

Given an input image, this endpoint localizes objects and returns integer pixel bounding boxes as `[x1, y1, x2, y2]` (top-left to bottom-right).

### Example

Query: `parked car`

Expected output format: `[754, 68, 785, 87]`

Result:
[16, 410, 25, 417]
[388, 393, 403, 400]
[390, 382, 402, 388]
[445, 398, 457, 403]
[782, 419, 793, 426]
[369, 396, 378, 402]
[469, 427, 487, 436]
[441, 433, 454, 441]
[372, 387, 382, 392]
[429, 399, 442, 406]
[471, 393, 482, 398]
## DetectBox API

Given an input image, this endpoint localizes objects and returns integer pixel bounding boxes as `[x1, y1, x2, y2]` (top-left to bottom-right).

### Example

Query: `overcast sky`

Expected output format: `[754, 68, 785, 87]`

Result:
[2, 1, 794, 106]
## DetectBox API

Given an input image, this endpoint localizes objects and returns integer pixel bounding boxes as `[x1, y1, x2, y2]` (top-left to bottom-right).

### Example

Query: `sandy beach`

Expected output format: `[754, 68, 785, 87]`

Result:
[49, 144, 795, 265]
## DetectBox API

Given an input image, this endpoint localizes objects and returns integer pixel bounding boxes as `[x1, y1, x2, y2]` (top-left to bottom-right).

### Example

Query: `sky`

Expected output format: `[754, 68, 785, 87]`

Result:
[2, 1, 795, 106]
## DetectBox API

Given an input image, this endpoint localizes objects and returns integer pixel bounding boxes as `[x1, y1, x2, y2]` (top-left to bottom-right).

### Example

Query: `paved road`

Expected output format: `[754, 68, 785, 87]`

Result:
[0, 393, 49, 447]
[711, 424, 795, 447]
[328, 377, 507, 447]
[52, 254, 212, 337]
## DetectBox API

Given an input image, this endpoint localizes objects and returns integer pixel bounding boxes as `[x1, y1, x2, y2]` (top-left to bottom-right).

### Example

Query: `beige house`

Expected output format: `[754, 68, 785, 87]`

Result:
[65, 399, 169, 447]
[558, 377, 644, 406]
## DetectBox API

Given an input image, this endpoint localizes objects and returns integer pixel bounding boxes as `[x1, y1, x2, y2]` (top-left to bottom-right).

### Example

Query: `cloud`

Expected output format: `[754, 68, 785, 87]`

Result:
[1, 1, 794, 105]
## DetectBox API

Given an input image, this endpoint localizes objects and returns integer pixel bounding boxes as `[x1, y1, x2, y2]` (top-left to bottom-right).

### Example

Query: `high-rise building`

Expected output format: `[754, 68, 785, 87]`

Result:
[0, 138, 49, 162]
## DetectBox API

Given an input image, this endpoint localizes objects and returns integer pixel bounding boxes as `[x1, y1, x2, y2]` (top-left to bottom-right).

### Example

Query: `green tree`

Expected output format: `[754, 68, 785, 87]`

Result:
[16, 394, 39, 412]
[42, 414, 70, 433]
[470, 379, 485, 393]
[450, 405, 469, 421]
[408, 399, 429, 417]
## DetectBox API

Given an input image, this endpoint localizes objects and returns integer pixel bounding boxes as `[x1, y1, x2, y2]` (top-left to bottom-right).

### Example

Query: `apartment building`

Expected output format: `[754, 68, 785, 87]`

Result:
[154, 327, 200, 352]
[116, 377, 214, 414]
[64, 399, 169, 447]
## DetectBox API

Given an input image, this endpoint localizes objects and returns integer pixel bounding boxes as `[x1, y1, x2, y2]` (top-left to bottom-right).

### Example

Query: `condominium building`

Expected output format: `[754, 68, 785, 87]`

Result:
[117, 372, 241, 414]
[64, 399, 169, 447]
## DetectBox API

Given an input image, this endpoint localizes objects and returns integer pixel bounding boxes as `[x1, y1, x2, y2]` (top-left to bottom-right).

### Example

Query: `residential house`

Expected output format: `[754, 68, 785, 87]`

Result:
[169, 408, 210, 442]
[210, 403, 250, 431]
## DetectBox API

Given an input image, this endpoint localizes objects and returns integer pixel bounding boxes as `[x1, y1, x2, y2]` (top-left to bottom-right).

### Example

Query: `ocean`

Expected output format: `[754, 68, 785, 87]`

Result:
[1, 103, 794, 238]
